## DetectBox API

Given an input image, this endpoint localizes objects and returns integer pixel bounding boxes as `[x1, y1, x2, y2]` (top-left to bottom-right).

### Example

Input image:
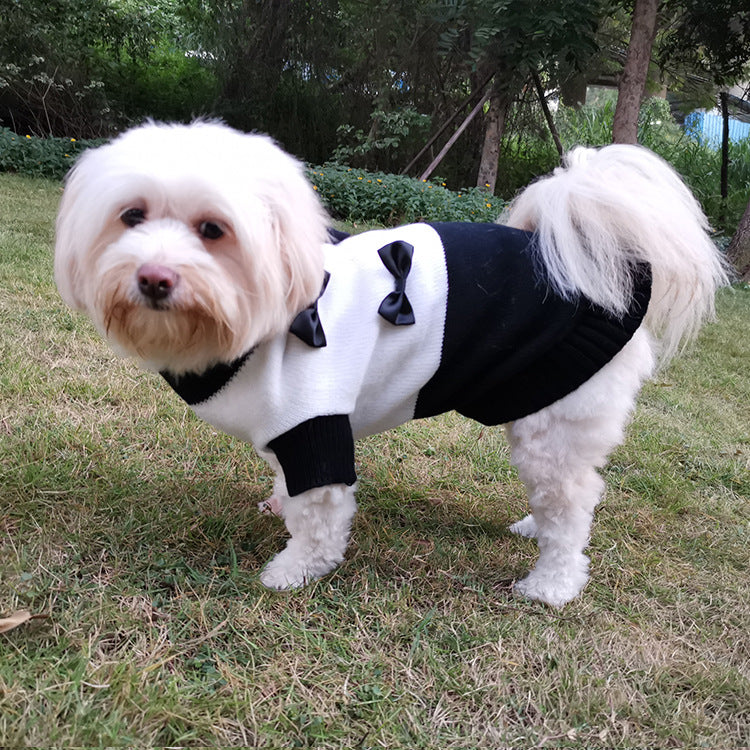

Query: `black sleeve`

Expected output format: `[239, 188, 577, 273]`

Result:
[267, 415, 357, 497]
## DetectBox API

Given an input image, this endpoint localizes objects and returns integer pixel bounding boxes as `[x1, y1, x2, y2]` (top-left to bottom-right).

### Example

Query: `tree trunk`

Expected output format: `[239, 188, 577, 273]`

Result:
[612, 0, 658, 144]
[720, 91, 730, 229]
[532, 70, 564, 160]
[476, 89, 510, 192]
[727, 198, 750, 282]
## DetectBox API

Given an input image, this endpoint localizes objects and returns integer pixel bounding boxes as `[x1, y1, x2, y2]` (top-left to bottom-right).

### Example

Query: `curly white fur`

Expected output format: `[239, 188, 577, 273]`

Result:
[507, 145, 729, 361]
[55, 121, 330, 374]
[54, 121, 729, 607]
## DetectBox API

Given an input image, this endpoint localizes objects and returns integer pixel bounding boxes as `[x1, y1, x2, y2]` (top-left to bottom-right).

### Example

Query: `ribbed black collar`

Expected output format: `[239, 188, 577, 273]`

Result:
[160, 349, 253, 405]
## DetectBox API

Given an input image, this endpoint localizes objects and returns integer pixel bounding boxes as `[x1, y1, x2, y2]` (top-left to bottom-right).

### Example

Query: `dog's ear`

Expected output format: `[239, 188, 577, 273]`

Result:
[54, 161, 90, 311]
[239, 133, 329, 317]
[271, 177, 330, 316]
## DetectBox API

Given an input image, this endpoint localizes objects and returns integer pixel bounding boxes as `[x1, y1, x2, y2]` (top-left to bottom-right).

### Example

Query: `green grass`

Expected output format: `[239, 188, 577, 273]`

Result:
[1, 173, 749, 747]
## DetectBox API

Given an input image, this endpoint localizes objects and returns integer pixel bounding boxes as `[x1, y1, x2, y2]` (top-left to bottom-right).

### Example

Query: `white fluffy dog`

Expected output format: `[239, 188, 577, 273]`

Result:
[54, 121, 728, 607]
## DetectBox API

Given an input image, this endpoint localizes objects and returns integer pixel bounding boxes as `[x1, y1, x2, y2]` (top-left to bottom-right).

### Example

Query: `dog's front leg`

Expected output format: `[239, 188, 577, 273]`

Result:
[257, 463, 288, 516]
[260, 478, 357, 590]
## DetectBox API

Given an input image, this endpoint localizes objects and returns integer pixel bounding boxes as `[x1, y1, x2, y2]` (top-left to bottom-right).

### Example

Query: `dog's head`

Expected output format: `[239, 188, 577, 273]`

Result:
[55, 121, 329, 374]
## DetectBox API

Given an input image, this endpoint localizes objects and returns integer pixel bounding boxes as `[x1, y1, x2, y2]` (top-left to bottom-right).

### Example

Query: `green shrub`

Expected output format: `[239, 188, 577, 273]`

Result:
[497, 98, 684, 197]
[495, 137, 559, 200]
[308, 165, 502, 224]
[103, 44, 219, 124]
[332, 107, 432, 174]
[663, 138, 750, 233]
[0, 128, 102, 180]
[0, 130, 501, 224]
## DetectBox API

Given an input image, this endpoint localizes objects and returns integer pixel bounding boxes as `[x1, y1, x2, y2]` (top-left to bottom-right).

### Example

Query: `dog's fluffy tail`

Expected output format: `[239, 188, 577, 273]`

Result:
[506, 144, 731, 362]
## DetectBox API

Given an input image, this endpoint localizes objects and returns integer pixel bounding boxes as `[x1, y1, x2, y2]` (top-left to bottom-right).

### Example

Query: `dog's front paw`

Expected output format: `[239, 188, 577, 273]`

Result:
[509, 513, 538, 538]
[513, 560, 589, 608]
[260, 545, 340, 590]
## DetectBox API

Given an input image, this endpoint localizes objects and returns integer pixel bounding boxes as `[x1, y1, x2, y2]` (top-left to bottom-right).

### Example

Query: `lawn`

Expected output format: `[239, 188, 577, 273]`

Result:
[0, 172, 748, 747]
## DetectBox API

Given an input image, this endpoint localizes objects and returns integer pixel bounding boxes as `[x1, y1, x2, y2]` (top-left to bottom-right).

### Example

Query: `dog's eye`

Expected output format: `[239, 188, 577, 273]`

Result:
[121, 208, 146, 227]
[198, 221, 225, 241]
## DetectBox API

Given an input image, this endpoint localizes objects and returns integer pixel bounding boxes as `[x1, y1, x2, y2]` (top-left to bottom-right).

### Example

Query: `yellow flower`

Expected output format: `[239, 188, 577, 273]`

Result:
[485, 182, 490, 187]
[313, 185, 318, 191]
[25, 134, 32, 139]
[70, 138, 76, 142]
[377, 178, 382, 183]
[486, 202, 492, 208]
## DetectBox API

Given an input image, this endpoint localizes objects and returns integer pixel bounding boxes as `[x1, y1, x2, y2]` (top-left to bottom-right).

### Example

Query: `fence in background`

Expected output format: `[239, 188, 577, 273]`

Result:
[685, 110, 750, 147]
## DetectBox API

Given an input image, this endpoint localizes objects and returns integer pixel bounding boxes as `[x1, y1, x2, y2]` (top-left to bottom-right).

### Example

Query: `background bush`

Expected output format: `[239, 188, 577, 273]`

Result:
[0, 128, 101, 180]
[496, 98, 682, 194]
[103, 45, 220, 126]
[309, 166, 501, 224]
[667, 138, 750, 233]
[1, 100, 747, 232]
[0, 128, 501, 224]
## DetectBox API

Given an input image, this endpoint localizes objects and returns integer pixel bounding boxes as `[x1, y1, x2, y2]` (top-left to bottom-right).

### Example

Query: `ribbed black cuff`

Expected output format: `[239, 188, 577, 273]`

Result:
[268, 415, 357, 497]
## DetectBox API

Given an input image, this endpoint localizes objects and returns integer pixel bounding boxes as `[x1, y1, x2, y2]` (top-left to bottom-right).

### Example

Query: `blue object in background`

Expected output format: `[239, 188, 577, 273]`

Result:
[685, 111, 750, 147]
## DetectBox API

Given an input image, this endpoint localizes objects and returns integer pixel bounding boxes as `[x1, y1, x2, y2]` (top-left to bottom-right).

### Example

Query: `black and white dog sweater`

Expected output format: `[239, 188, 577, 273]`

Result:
[162, 222, 651, 496]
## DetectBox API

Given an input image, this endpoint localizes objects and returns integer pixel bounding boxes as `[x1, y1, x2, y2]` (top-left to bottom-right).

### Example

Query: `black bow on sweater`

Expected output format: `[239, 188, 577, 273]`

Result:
[377, 240, 416, 326]
[289, 271, 330, 348]
[288, 240, 416, 348]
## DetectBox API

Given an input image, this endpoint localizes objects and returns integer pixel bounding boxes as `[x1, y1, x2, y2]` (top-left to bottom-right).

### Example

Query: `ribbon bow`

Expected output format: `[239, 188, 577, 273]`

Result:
[289, 271, 330, 347]
[377, 241, 415, 326]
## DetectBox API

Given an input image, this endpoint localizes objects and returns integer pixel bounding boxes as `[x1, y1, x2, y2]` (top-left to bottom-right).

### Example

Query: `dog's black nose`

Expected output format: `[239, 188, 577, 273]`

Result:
[137, 263, 179, 303]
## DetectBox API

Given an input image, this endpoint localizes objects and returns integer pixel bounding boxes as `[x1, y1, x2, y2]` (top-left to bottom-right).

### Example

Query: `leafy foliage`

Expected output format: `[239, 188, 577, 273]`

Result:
[0, 0, 171, 137]
[496, 97, 678, 196]
[668, 138, 750, 234]
[435, 0, 608, 80]
[0, 128, 100, 180]
[659, 0, 750, 88]
[1, 0, 747, 234]
[175, 0, 350, 161]
[2, 100, 747, 233]
[333, 108, 433, 173]
[102, 44, 219, 125]
[0, 127, 500, 224]
[308, 165, 502, 224]
[1, 0, 747, 197]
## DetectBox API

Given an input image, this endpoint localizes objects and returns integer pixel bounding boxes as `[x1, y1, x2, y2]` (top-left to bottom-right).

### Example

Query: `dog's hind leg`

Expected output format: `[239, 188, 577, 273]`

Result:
[506, 328, 655, 607]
